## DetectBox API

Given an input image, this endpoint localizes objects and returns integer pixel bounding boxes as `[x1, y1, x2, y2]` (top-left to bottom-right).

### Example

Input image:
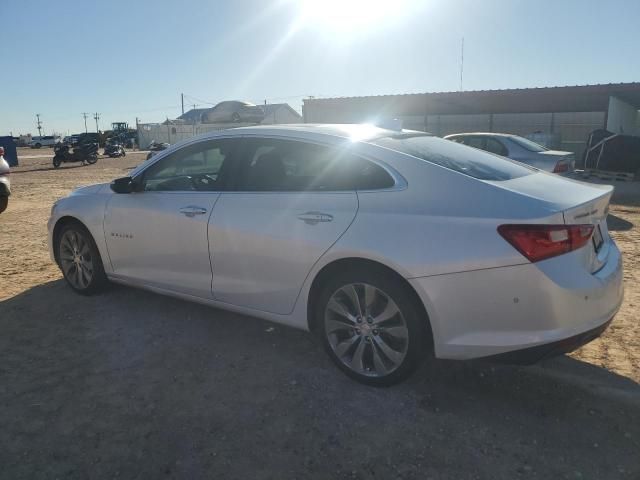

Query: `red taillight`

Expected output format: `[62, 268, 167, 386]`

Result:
[498, 224, 594, 262]
[553, 161, 569, 173]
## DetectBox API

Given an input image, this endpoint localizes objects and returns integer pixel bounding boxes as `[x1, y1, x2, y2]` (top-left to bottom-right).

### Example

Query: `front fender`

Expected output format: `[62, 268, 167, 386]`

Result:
[47, 185, 112, 271]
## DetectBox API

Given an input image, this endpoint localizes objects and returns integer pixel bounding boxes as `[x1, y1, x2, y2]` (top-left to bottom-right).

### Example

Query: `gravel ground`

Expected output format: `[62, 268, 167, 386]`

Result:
[1, 148, 639, 479]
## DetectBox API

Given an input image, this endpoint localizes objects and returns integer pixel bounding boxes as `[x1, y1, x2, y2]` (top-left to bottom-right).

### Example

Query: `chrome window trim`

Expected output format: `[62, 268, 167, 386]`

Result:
[131, 133, 407, 195]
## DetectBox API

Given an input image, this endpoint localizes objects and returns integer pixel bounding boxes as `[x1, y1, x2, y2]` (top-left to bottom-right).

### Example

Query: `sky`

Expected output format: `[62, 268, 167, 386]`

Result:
[1, 0, 639, 136]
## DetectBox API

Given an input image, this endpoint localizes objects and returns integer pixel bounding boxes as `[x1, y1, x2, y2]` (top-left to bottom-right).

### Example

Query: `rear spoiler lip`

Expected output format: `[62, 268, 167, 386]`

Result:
[562, 186, 613, 225]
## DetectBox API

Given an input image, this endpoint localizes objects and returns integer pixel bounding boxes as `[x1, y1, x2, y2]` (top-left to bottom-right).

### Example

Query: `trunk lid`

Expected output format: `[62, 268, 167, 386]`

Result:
[489, 172, 614, 272]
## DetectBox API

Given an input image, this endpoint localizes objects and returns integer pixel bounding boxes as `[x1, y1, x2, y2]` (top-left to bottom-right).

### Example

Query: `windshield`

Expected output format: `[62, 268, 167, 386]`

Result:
[371, 134, 534, 181]
[509, 136, 548, 152]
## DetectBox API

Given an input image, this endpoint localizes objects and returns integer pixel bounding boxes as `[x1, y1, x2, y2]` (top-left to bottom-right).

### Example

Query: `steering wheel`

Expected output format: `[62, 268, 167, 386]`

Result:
[189, 174, 218, 190]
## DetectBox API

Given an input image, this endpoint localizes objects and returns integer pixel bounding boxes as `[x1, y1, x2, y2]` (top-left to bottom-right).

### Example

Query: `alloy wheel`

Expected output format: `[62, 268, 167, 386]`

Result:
[324, 283, 409, 378]
[59, 230, 94, 290]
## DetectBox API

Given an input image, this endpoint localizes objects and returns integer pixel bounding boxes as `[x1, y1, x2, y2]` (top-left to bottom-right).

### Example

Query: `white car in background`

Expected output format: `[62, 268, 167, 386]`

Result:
[28, 135, 62, 148]
[47, 125, 623, 385]
[445, 132, 575, 173]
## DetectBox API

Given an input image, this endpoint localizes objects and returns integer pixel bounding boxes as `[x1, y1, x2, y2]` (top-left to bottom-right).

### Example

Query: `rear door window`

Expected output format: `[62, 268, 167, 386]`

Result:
[485, 137, 508, 156]
[372, 134, 533, 181]
[233, 138, 395, 191]
[464, 136, 485, 150]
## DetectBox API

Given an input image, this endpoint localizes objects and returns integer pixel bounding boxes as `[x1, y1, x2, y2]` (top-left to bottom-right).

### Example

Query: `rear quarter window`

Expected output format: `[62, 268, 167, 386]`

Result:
[372, 134, 534, 181]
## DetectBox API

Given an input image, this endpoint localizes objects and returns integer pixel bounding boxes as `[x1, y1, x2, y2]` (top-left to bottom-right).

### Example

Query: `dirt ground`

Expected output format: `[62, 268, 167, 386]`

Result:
[1, 147, 639, 479]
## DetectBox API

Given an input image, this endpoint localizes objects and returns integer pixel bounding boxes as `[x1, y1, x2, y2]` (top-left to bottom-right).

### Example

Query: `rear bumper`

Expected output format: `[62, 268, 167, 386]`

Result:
[409, 241, 624, 360]
[482, 316, 613, 364]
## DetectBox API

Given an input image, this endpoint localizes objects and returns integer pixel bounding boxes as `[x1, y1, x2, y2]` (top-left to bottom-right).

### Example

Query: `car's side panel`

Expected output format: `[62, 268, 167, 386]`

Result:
[103, 191, 220, 298]
[209, 192, 358, 315]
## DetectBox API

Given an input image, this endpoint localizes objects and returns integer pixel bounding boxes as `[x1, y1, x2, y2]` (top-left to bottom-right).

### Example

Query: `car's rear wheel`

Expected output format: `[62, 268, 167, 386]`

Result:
[231, 112, 241, 122]
[316, 268, 430, 386]
[0, 196, 8, 213]
[57, 223, 107, 295]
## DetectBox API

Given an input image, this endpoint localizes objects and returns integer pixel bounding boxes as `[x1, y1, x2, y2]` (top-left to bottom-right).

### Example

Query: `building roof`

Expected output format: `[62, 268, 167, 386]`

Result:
[178, 108, 209, 123]
[303, 83, 640, 115]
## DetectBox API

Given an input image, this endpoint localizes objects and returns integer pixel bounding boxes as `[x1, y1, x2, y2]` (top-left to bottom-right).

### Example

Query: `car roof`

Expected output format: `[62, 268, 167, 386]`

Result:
[445, 132, 516, 139]
[225, 123, 421, 142]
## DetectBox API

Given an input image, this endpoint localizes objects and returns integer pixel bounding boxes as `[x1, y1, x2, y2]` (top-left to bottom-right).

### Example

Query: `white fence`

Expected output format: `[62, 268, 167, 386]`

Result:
[137, 123, 256, 149]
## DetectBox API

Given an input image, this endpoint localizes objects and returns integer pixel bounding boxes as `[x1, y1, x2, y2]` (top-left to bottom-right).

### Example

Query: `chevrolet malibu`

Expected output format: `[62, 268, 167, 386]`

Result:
[48, 124, 623, 385]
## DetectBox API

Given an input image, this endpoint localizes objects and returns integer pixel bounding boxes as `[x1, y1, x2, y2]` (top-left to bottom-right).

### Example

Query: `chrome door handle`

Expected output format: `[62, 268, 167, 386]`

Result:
[179, 206, 207, 217]
[297, 211, 333, 225]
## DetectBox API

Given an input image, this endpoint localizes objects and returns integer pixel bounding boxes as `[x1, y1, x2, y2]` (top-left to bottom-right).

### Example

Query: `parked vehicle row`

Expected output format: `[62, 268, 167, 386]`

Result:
[48, 124, 623, 385]
[28, 135, 61, 148]
[445, 132, 575, 173]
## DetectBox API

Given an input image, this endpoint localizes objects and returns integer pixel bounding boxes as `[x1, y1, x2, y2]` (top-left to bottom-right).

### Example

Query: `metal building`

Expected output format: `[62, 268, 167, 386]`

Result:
[302, 83, 640, 159]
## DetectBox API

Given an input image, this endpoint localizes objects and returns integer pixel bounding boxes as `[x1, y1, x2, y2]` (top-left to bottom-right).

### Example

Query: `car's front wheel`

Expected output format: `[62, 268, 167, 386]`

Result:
[56, 223, 107, 295]
[0, 196, 7, 213]
[316, 268, 431, 386]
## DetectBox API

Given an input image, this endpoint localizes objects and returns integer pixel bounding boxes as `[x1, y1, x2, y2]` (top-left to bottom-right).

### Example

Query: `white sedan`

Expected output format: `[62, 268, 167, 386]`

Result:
[48, 124, 624, 385]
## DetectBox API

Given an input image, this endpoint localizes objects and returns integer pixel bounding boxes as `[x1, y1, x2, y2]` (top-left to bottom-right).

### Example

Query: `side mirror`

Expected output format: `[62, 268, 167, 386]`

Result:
[110, 176, 140, 194]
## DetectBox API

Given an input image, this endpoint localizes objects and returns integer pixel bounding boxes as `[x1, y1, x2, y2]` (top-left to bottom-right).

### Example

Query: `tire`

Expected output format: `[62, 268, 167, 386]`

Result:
[35, 143, 42, 149]
[86, 155, 98, 165]
[231, 112, 241, 123]
[56, 222, 108, 295]
[53, 156, 62, 168]
[315, 267, 431, 386]
[0, 196, 8, 214]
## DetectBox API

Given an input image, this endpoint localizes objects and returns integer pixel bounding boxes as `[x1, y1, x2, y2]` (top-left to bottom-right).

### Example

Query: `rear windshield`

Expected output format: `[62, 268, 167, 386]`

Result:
[371, 134, 534, 181]
[509, 136, 547, 152]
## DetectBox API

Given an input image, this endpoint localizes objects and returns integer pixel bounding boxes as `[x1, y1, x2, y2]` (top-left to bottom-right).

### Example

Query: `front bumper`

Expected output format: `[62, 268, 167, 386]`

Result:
[409, 242, 624, 360]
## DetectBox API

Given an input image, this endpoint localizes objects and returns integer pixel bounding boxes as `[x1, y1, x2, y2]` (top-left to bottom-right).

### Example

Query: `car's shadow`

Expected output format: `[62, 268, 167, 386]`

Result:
[1, 280, 638, 479]
[607, 213, 634, 231]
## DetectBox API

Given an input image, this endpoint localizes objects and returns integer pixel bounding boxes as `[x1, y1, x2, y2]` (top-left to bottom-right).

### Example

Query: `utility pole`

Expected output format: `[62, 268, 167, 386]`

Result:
[82, 113, 89, 133]
[93, 112, 100, 133]
[135, 117, 140, 150]
[459, 37, 465, 92]
[36, 114, 43, 137]
[181, 93, 184, 115]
